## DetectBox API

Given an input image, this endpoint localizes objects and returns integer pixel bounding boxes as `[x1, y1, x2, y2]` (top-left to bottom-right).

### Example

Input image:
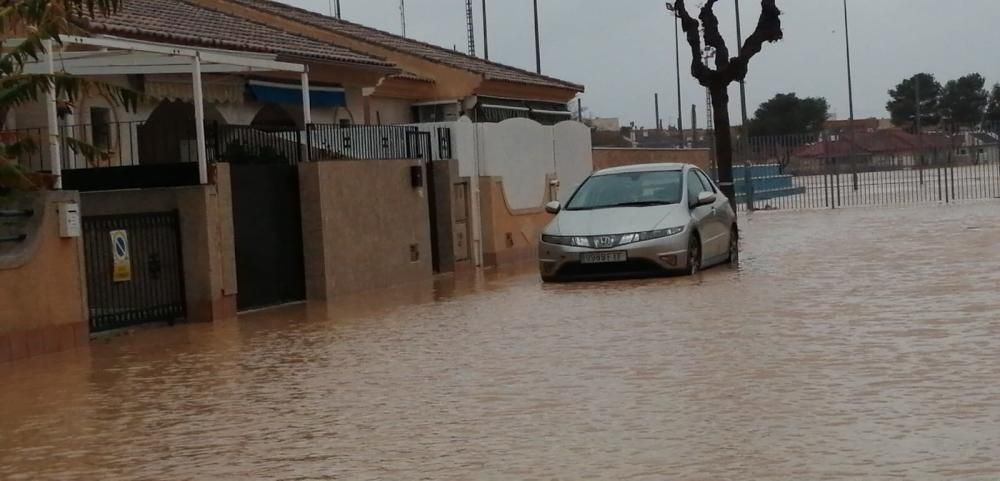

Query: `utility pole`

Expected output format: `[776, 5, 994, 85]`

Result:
[734, 0, 749, 129]
[482, 0, 490, 59]
[734, 0, 750, 181]
[400, 0, 407, 37]
[655, 93, 662, 131]
[334, 0, 341, 18]
[673, 14, 684, 147]
[916, 74, 924, 185]
[843, 0, 858, 190]
[533, 0, 541, 74]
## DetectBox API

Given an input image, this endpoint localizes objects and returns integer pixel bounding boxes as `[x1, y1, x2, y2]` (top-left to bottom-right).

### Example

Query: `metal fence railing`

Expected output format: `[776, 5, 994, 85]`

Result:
[2, 121, 455, 190]
[3, 120, 204, 172]
[306, 124, 418, 161]
[729, 122, 1000, 211]
[211, 123, 303, 164]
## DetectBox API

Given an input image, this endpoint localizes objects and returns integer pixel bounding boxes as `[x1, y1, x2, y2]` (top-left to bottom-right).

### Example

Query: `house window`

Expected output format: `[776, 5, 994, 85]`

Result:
[90, 107, 111, 150]
[417, 104, 446, 123]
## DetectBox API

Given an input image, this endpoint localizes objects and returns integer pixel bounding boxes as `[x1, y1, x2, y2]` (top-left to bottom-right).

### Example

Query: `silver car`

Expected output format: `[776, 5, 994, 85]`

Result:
[539, 163, 738, 281]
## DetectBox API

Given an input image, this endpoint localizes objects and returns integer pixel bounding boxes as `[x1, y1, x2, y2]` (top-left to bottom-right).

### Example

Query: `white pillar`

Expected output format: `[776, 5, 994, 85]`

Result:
[44, 39, 62, 189]
[301, 70, 312, 125]
[191, 54, 208, 184]
[471, 124, 484, 267]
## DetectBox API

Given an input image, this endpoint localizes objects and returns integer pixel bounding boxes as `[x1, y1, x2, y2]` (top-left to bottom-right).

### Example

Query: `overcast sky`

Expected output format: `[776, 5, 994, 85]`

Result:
[280, 0, 1000, 129]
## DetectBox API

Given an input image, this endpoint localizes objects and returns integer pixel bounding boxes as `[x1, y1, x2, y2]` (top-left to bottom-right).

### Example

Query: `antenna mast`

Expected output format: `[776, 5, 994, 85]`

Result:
[465, 0, 477, 56]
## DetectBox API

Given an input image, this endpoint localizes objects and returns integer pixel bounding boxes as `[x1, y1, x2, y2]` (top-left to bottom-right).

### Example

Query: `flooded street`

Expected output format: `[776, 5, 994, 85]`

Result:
[3, 202, 1000, 480]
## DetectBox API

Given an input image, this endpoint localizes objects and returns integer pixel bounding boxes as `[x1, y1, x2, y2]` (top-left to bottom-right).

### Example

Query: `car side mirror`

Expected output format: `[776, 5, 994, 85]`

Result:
[544, 201, 562, 214]
[695, 191, 717, 207]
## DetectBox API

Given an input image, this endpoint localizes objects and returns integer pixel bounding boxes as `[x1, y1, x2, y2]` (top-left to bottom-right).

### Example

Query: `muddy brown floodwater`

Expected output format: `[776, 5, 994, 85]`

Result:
[3, 202, 1000, 480]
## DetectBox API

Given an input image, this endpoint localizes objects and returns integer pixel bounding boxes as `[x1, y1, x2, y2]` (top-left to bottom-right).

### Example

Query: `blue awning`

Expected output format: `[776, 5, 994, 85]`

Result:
[247, 80, 346, 108]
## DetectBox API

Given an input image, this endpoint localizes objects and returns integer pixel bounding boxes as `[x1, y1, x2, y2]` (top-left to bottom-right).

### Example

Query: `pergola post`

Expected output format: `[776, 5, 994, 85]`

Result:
[191, 54, 208, 184]
[301, 70, 312, 125]
[44, 39, 62, 189]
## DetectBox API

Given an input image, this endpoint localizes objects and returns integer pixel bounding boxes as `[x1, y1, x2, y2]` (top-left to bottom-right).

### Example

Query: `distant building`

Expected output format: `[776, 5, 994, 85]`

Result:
[591, 117, 621, 132]
[823, 118, 893, 133]
[956, 131, 1000, 164]
[793, 128, 960, 172]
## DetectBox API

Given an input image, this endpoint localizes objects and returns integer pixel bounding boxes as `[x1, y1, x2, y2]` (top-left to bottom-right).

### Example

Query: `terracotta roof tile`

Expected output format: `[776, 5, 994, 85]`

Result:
[222, 0, 584, 92]
[86, 0, 394, 68]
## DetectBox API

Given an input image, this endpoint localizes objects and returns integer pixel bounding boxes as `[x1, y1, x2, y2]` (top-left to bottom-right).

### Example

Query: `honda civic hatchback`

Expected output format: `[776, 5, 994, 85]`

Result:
[539, 163, 737, 282]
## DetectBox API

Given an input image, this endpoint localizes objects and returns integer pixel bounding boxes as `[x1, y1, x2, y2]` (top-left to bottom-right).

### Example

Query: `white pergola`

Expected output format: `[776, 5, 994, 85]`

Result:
[12, 35, 313, 187]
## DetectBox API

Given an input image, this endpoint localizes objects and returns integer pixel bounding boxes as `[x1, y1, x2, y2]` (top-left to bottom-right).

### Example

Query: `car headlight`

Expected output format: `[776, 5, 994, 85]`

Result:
[637, 226, 685, 242]
[541, 234, 568, 245]
[541, 235, 591, 247]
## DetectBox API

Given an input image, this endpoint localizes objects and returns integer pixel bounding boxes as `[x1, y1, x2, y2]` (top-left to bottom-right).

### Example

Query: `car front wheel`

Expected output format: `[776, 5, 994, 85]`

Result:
[687, 234, 702, 275]
[727, 225, 739, 264]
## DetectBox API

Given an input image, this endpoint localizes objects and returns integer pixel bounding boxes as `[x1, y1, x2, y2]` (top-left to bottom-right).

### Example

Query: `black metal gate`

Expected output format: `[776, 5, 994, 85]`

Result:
[229, 162, 306, 310]
[83, 211, 186, 333]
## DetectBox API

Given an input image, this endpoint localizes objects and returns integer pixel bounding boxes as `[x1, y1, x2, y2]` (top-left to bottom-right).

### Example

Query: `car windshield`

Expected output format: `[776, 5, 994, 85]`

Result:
[565, 170, 683, 211]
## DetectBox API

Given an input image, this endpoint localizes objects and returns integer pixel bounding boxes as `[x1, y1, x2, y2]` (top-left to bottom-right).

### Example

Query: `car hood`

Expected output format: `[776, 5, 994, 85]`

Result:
[545, 204, 689, 236]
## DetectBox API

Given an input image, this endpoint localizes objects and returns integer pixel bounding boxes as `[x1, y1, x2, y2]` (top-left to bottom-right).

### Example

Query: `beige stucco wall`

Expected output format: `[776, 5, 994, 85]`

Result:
[299, 159, 433, 298]
[593, 148, 712, 171]
[0, 191, 88, 363]
[478, 176, 555, 267]
[80, 168, 237, 323]
[369, 97, 413, 125]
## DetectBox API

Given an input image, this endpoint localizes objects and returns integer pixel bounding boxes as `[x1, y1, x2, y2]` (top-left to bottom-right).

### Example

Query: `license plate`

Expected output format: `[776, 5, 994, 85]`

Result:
[580, 251, 628, 264]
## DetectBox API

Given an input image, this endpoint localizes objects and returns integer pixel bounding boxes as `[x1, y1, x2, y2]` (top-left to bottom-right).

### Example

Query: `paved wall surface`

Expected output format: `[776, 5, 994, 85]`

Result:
[299, 159, 433, 298]
[0, 191, 87, 363]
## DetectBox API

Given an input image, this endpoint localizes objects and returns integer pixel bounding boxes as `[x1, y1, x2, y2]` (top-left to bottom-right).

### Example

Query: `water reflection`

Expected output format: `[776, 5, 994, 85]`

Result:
[2, 202, 1000, 480]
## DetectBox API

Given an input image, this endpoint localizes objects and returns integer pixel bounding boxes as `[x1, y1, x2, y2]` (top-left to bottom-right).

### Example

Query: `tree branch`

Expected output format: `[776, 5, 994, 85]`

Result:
[699, 0, 730, 72]
[668, 0, 714, 88]
[728, 0, 783, 83]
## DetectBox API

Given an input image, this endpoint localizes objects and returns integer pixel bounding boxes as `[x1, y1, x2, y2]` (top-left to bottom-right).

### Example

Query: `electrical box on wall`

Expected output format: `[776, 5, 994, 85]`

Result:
[410, 165, 424, 188]
[58, 202, 81, 238]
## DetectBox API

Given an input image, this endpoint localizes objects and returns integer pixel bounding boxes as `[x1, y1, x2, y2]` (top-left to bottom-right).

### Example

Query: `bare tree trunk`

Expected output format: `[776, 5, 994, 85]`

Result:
[711, 86, 736, 208]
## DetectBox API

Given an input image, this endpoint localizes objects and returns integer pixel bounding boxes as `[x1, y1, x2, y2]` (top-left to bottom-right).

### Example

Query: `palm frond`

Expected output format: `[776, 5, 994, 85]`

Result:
[0, 133, 40, 159]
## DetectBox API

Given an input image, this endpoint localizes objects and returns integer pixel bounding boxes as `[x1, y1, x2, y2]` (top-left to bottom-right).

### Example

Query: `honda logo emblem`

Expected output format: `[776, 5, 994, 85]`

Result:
[594, 236, 616, 249]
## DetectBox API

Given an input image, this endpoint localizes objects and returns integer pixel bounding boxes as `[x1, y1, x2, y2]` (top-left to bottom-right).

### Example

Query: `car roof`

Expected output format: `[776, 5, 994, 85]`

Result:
[592, 163, 692, 176]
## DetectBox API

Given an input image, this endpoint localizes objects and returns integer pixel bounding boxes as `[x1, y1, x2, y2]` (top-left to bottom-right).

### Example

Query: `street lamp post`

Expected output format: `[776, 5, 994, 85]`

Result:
[843, 0, 858, 190]
[482, 0, 489, 59]
[735, 0, 749, 130]
[674, 14, 684, 146]
[533, 0, 541, 74]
